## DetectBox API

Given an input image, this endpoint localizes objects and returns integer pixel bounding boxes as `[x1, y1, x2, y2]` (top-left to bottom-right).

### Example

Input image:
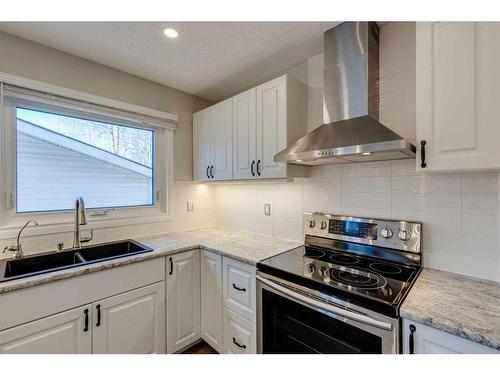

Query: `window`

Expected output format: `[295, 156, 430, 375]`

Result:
[15, 107, 155, 213]
[0, 81, 176, 231]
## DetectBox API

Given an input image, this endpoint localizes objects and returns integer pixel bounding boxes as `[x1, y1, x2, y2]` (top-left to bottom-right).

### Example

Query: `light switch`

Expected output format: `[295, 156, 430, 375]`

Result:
[264, 203, 271, 216]
[187, 200, 194, 212]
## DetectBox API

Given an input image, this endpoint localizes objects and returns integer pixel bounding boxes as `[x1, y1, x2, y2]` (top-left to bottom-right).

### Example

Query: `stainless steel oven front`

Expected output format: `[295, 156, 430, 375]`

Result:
[256, 272, 400, 354]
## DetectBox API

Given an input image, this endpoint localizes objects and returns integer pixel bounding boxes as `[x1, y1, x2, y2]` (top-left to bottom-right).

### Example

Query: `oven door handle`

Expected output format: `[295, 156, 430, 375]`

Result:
[257, 275, 393, 332]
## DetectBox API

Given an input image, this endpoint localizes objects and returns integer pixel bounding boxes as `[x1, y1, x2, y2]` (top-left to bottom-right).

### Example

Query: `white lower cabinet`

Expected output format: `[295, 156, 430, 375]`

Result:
[223, 257, 256, 323]
[200, 250, 223, 352]
[0, 304, 92, 354]
[222, 307, 256, 354]
[93, 282, 165, 354]
[402, 319, 498, 354]
[166, 249, 201, 353]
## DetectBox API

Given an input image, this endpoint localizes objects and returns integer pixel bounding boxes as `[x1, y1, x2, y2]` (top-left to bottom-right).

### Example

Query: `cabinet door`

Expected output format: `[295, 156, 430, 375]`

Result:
[223, 257, 256, 323]
[256, 75, 287, 179]
[222, 307, 256, 354]
[166, 249, 201, 353]
[416, 22, 500, 171]
[210, 99, 233, 180]
[0, 305, 91, 354]
[233, 88, 257, 179]
[193, 109, 211, 181]
[200, 250, 223, 352]
[92, 282, 165, 354]
[402, 319, 498, 354]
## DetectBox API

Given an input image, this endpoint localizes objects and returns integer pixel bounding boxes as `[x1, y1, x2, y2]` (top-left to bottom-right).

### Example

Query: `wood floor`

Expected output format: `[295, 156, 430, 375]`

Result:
[182, 340, 218, 354]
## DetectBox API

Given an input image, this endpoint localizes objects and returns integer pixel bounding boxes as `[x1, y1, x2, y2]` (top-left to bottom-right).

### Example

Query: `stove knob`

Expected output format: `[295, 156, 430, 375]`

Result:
[308, 220, 316, 228]
[320, 221, 327, 230]
[318, 267, 328, 277]
[381, 227, 393, 239]
[307, 263, 316, 273]
[398, 229, 411, 241]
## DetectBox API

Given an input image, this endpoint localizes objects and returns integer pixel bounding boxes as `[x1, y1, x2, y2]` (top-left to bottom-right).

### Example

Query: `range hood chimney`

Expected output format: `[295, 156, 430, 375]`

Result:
[274, 22, 416, 165]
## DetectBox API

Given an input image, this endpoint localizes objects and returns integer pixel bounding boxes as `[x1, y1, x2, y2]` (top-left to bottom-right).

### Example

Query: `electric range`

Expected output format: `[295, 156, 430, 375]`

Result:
[256, 212, 422, 354]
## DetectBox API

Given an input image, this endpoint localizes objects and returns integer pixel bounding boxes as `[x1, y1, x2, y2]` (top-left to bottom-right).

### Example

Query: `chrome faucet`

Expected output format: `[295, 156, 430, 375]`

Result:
[3, 220, 38, 259]
[73, 197, 93, 249]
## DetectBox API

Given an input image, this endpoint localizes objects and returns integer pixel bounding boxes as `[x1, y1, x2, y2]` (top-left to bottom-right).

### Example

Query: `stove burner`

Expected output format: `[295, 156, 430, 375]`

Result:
[329, 267, 387, 290]
[369, 262, 402, 275]
[330, 254, 359, 265]
[304, 248, 325, 259]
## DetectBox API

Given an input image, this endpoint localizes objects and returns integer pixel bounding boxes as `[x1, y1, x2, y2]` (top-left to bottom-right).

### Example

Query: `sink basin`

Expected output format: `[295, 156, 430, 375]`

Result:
[1, 240, 152, 282]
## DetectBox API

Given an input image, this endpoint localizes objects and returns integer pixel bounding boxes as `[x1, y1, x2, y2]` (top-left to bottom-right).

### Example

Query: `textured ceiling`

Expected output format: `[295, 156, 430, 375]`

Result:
[0, 22, 340, 101]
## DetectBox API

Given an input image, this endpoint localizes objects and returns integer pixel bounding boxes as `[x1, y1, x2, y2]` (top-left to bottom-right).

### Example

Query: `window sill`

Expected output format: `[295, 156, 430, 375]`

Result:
[0, 212, 173, 240]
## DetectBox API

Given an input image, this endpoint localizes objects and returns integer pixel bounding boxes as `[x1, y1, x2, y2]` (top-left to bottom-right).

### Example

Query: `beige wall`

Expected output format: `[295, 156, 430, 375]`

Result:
[0, 31, 212, 181]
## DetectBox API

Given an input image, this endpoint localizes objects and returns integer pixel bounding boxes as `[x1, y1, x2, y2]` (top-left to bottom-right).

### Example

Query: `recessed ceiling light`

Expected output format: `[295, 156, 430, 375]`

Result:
[163, 28, 179, 39]
[362, 152, 372, 156]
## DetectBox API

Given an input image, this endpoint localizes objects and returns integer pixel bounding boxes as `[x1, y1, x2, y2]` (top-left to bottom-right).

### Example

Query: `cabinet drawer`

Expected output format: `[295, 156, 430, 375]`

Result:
[222, 307, 256, 354]
[223, 257, 256, 322]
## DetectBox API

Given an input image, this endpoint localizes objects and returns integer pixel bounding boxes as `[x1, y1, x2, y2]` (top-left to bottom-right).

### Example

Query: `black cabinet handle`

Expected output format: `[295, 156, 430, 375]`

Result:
[409, 324, 416, 354]
[257, 160, 261, 176]
[420, 140, 427, 168]
[232, 283, 246, 292]
[251, 160, 255, 176]
[169, 257, 173, 275]
[83, 309, 89, 332]
[210, 165, 214, 179]
[96, 304, 101, 327]
[232, 337, 246, 349]
[206, 166, 210, 179]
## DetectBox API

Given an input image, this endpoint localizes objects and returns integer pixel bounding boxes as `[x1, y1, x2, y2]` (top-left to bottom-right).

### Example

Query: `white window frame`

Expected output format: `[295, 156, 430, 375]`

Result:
[0, 73, 177, 239]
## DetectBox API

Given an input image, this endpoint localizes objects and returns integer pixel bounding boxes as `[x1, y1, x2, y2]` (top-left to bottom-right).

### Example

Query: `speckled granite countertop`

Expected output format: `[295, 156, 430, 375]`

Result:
[0, 228, 301, 295]
[401, 268, 500, 350]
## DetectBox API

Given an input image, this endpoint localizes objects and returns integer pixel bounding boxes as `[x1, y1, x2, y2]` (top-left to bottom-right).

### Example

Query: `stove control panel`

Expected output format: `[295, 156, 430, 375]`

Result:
[304, 212, 422, 254]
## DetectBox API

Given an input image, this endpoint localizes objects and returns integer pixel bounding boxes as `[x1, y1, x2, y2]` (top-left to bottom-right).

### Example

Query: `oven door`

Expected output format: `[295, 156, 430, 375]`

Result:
[257, 272, 399, 354]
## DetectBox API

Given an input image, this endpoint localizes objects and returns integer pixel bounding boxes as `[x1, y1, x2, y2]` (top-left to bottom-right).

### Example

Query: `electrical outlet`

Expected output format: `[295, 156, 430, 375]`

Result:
[187, 200, 194, 212]
[264, 203, 271, 216]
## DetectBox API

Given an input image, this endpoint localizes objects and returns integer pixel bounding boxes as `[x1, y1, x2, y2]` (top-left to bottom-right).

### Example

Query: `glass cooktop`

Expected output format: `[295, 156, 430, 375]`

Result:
[258, 243, 420, 309]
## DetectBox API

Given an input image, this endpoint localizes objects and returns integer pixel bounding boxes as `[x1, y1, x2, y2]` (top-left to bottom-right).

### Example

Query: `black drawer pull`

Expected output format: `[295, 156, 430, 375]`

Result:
[169, 257, 173, 275]
[83, 309, 89, 332]
[251, 160, 255, 176]
[232, 337, 246, 349]
[420, 140, 427, 168]
[210, 165, 214, 179]
[232, 283, 246, 292]
[96, 304, 101, 327]
[206, 166, 210, 179]
[409, 324, 416, 354]
[257, 160, 261, 176]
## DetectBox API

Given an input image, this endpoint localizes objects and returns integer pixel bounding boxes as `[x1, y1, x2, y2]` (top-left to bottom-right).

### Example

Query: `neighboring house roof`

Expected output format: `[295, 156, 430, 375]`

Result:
[17, 119, 152, 178]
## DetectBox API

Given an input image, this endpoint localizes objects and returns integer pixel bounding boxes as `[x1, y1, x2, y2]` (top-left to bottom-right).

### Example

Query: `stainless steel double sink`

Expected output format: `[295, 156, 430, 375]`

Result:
[1, 240, 153, 283]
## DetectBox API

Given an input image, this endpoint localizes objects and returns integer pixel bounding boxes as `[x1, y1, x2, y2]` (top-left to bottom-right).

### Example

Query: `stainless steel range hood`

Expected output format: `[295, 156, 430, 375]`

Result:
[274, 22, 416, 165]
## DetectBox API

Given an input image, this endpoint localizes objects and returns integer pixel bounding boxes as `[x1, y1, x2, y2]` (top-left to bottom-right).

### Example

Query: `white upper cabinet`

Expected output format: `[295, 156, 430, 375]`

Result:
[193, 99, 233, 180]
[194, 74, 308, 181]
[416, 22, 500, 171]
[233, 88, 258, 179]
[256, 76, 288, 178]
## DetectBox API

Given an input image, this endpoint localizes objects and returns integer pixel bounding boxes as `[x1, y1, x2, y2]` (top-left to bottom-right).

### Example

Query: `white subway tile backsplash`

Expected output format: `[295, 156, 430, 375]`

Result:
[463, 194, 498, 215]
[341, 161, 391, 178]
[342, 192, 391, 210]
[214, 161, 500, 282]
[342, 177, 391, 193]
[462, 173, 498, 194]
